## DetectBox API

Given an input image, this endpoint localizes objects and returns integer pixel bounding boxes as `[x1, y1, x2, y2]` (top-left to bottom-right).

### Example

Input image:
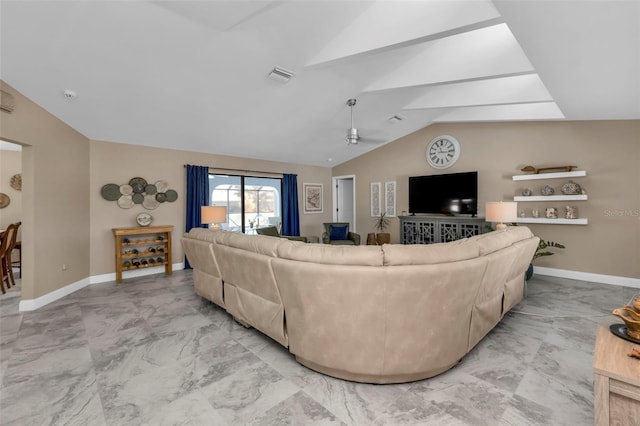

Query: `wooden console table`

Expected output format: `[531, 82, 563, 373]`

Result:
[593, 322, 640, 426]
[113, 225, 173, 283]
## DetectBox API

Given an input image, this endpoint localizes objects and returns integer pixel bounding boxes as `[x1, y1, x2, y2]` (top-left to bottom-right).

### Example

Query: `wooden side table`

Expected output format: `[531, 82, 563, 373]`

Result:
[593, 322, 640, 426]
[113, 225, 173, 283]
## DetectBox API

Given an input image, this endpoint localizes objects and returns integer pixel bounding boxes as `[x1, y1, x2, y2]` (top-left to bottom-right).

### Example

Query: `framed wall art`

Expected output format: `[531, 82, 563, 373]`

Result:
[303, 183, 323, 214]
[370, 182, 381, 217]
[385, 181, 396, 217]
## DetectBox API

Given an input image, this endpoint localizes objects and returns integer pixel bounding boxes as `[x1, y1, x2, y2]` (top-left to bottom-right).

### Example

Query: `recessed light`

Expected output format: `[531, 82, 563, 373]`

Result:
[327, 158, 333, 162]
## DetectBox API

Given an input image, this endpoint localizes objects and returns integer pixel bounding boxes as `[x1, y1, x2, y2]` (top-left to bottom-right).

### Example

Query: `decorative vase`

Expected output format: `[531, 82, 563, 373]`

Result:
[541, 185, 555, 196]
[565, 205, 578, 219]
[376, 233, 390, 245]
[545, 207, 558, 219]
[561, 180, 582, 195]
[525, 263, 534, 281]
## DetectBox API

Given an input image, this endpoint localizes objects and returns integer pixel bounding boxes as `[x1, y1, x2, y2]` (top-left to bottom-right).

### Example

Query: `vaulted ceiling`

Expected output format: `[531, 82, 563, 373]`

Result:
[1, 1, 638, 166]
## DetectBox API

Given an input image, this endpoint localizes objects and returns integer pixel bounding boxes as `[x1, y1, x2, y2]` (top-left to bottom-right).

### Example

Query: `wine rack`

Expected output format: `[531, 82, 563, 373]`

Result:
[113, 225, 173, 283]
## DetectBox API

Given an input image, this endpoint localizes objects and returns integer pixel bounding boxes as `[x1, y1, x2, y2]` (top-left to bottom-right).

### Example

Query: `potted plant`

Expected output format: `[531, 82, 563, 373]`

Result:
[526, 239, 565, 280]
[373, 212, 391, 245]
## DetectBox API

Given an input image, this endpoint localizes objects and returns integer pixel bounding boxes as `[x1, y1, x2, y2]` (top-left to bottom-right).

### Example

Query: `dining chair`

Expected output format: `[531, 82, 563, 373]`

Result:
[0, 223, 17, 293]
[6, 222, 21, 287]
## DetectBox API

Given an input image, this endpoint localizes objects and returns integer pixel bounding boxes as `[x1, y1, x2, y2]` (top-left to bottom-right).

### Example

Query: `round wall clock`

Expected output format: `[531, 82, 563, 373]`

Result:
[136, 212, 153, 227]
[426, 135, 461, 169]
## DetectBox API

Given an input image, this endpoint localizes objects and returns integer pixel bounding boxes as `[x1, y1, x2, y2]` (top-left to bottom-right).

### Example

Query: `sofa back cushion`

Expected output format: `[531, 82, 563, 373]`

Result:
[470, 226, 534, 256]
[277, 240, 384, 266]
[382, 239, 479, 266]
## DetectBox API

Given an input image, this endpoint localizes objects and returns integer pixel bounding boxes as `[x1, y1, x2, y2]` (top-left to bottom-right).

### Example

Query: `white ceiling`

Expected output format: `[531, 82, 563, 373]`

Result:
[1, 1, 638, 167]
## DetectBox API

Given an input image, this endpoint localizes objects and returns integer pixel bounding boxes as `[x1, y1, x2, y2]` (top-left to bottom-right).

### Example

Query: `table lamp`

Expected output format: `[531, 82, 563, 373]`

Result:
[201, 206, 227, 230]
[485, 201, 517, 230]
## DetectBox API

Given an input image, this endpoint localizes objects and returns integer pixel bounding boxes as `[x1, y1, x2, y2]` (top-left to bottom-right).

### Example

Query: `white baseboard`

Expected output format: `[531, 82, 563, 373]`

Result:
[534, 266, 640, 289]
[19, 277, 90, 312]
[19, 263, 185, 312]
[89, 262, 185, 284]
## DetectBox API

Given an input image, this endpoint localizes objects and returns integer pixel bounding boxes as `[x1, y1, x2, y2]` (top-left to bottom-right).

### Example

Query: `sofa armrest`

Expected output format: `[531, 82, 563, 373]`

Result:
[348, 232, 361, 245]
[322, 232, 330, 244]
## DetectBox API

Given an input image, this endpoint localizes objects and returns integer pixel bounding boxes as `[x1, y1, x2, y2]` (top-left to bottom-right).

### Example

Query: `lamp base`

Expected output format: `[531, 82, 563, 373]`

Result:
[495, 223, 507, 230]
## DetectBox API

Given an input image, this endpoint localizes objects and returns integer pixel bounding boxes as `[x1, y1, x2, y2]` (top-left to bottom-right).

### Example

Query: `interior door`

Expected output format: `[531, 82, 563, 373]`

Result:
[335, 177, 355, 231]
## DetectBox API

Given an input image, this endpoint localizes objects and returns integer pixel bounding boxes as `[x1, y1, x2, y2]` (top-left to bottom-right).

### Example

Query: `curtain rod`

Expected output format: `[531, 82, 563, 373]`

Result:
[184, 165, 283, 176]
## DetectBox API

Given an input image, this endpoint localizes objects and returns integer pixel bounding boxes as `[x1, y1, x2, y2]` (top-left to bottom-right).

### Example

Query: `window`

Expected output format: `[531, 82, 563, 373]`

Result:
[209, 174, 282, 234]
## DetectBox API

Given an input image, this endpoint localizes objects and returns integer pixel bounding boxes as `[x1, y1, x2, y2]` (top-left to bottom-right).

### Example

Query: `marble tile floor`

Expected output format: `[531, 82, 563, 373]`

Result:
[0, 270, 637, 426]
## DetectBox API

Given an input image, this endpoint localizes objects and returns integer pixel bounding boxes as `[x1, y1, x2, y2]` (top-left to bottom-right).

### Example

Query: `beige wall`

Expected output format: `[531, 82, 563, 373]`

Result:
[90, 140, 332, 276]
[0, 81, 91, 299]
[0, 149, 22, 231]
[333, 121, 640, 279]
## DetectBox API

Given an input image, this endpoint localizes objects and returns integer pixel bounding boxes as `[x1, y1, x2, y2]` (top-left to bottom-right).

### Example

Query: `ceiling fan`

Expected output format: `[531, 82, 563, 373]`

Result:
[345, 98, 385, 146]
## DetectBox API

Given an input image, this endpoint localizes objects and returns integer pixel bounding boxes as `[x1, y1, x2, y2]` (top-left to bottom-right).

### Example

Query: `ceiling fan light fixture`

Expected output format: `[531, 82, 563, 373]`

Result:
[346, 127, 360, 144]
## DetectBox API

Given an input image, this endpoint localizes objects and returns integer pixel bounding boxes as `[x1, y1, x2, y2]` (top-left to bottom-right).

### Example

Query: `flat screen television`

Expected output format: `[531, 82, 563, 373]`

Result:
[408, 171, 478, 216]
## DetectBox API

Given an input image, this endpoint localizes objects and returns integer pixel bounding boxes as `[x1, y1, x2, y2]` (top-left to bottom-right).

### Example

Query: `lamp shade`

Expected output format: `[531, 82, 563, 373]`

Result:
[201, 206, 227, 225]
[485, 202, 517, 227]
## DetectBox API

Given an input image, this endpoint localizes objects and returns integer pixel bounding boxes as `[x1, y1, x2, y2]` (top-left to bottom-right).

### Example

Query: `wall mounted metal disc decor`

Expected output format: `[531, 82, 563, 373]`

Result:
[0, 193, 10, 209]
[101, 177, 178, 210]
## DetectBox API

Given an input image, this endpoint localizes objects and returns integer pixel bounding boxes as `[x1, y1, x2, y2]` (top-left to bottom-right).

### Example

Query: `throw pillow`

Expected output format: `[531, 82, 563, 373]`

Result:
[329, 224, 349, 240]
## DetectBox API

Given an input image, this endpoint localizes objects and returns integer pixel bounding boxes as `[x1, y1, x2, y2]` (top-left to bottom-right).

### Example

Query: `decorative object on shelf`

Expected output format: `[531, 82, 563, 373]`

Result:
[521, 165, 577, 174]
[545, 207, 558, 218]
[303, 183, 323, 214]
[103, 177, 178, 210]
[522, 188, 532, 196]
[136, 212, 153, 227]
[565, 205, 578, 219]
[486, 201, 517, 230]
[540, 185, 555, 196]
[561, 180, 582, 195]
[426, 135, 461, 169]
[519, 211, 526, 218]
[532, 209, 539, 218]
[201, 206, 228, 229]
[10, 174, 21, 191]
[0, 193, 10, 209]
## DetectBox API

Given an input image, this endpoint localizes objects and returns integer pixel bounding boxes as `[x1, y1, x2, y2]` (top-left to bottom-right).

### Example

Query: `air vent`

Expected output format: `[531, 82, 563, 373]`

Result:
[0, 90, 15, 113]
[268, 67, 295, 83]
[388, 114, 405, 123]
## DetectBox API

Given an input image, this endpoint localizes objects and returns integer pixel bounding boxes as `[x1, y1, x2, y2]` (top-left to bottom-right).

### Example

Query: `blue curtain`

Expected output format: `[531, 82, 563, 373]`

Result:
[185, 164, 210, 268]
[282, 173, 300, 236]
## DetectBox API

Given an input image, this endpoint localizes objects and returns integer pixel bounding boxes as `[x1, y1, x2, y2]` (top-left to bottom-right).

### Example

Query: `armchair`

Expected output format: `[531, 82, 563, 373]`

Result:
[256, 226, 308, 243]
[322, 222, 361, 245]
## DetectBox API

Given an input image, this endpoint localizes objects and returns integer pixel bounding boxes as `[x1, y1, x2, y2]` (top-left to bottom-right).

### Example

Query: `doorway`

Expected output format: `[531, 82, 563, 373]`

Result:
[332, 175, 356, 232]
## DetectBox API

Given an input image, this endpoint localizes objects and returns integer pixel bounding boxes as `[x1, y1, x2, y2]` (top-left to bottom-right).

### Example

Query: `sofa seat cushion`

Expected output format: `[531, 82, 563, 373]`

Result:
[382, 239, 479, 266]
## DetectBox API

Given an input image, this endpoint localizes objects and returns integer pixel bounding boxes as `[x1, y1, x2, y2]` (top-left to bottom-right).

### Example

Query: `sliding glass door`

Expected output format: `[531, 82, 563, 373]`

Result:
[209, 174, 282, 233]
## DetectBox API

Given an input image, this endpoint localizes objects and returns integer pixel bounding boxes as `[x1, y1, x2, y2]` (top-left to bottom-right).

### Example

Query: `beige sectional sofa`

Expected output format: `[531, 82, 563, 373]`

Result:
[182, 226, 539, 384]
